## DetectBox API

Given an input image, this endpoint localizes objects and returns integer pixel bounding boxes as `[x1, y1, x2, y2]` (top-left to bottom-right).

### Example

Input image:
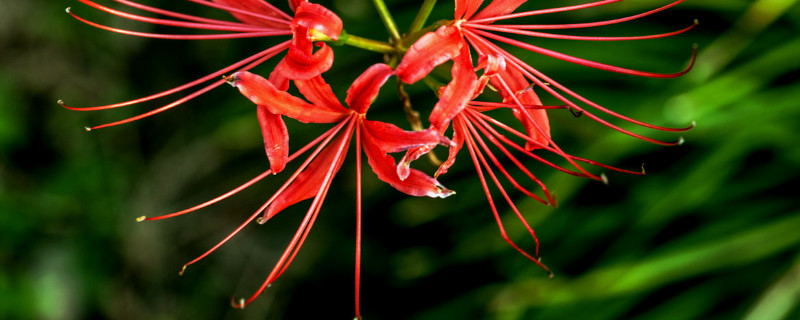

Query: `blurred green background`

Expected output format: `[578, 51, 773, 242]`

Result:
[2, 0, 799, 319]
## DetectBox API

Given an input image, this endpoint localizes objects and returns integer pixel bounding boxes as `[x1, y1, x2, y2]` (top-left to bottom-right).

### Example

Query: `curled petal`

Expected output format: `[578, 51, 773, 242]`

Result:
[362, 129, 454, 198]
[362, 119, 444, 154]
[476, 54, 506, 77]
[345, 64, 395, 114]
[430, 45, 478, 132]
[229, 71, 347, 123]
[280, 42, 335, 80]
[291, 2, 343, 40]
[396, 26, 463, 84]
[263, 132, 351, 219]
[288, 0, 307, 12]
[294, 75, 348, 113]
[256, 106, 289, 174]
[435, 124, 464, 178]
[269, 58, 291, 91]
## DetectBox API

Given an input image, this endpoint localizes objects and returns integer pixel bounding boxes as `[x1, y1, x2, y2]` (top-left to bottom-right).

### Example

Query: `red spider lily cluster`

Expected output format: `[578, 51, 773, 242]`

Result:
[63, 0, 696, 317]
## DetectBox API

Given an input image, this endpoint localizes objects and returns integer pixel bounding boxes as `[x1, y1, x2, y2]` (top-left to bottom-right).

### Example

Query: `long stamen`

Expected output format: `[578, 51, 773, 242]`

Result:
[70, 43, 289, 130]
[463, 111, 553, 204]
[354, 121, 363, 320]
[477, 0, 687, 30]
[465, 34, 601, 179]
[458, 118, 552, 274]
[470, 29, 696, 78]
[467, 33, 692, 144]
[464, 20, 698, 41]
[61, 42, 290, 111]
[469, 0, 622, 24]
[467, 110, 592, 177]
[140, 121, 348, 221]
[504, 51, 695, 133]
[234, 117, 357, 309]
[462, 114, 549, 205]
[471, 109, 644, 176]
[470, 101, 569, 112]
[463, 117, 545, 256]
[179, 118, 353, 275]
[502, 54, 691, 145]
[112, 0, 263, 27]
[76, 0, 283, 32]
[67, 8, 291, 40]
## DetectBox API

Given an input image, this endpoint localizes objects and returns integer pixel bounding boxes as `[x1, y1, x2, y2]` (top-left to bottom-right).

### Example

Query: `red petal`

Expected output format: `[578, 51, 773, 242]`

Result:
[264, 131, 351, 219]
[212, 0, 289, 29]
[291, 2, 343, 40]
[294, 75, 348, 113]
[472, 0, 527, 21]
[513, 107, 550, 150]
[435, 121, 465, 178]
[489, 67, 551, 149]
[455, 0, 484, 20]
[362, 128, 454, 198]
[429, 45, 478, 132]
[288, 0, 307, 12]
[269, 58, 291, 91]
[361, 119, 443, 154]
[230, 71, 347, 123]
[257, 106, 289, 174]
[396, 26, 463, 84]
[280, 42, 335, 80]
[345, 64, 395, 114]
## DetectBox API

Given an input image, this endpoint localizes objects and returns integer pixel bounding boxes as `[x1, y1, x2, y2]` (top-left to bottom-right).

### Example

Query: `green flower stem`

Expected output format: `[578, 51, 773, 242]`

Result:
[312, 30, 396, 54]
[371, 0, 402, 43]
[408, 0, 437, 34]
[341, 33, 396, 53]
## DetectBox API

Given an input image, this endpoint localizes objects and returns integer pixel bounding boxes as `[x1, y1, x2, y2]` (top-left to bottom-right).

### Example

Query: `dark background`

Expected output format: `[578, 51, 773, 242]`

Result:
[2, 0, 799, 319]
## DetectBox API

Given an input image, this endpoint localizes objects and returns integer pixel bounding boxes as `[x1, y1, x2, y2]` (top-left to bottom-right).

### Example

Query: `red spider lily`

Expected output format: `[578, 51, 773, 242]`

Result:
[396, 0, 697, 153]
[137, 64, 453, 316]
[410, 49, 650, 274]
[59, 0, 342, 139]
[393, 0, 696, 274]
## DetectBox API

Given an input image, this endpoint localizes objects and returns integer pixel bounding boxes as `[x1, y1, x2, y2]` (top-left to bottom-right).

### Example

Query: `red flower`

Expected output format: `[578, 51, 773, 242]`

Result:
[396, 0, 697, 148]
[394, 0, 697, 273]
[60, 0, 342, 132]
[139, 64, 453, 316]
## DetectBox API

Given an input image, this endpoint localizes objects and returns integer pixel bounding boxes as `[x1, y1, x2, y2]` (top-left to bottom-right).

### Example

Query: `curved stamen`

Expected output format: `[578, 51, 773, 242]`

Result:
[467, 109, 592, 178]
[179, 118, 353, 275]
[76, 0, 283, 32]
[482, 0, 687, 30]
[470, 101, 569, 112]
[68, 8, 292, 40]
[471, 29, 696, 78]
[469, 110, 647, 176]
[470, 0, 622, 24]
[462, 114, 550, 205]
[236, 117, 357, 309]
[141, 121, 348, 221]
[61, 42, 289, 111]
[467, 32, 694, 138]
[464, 20, 698, 41]
[458, 118, 552, 274]
[113, 0, 260, 27]
[466, 33, 602, 180]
